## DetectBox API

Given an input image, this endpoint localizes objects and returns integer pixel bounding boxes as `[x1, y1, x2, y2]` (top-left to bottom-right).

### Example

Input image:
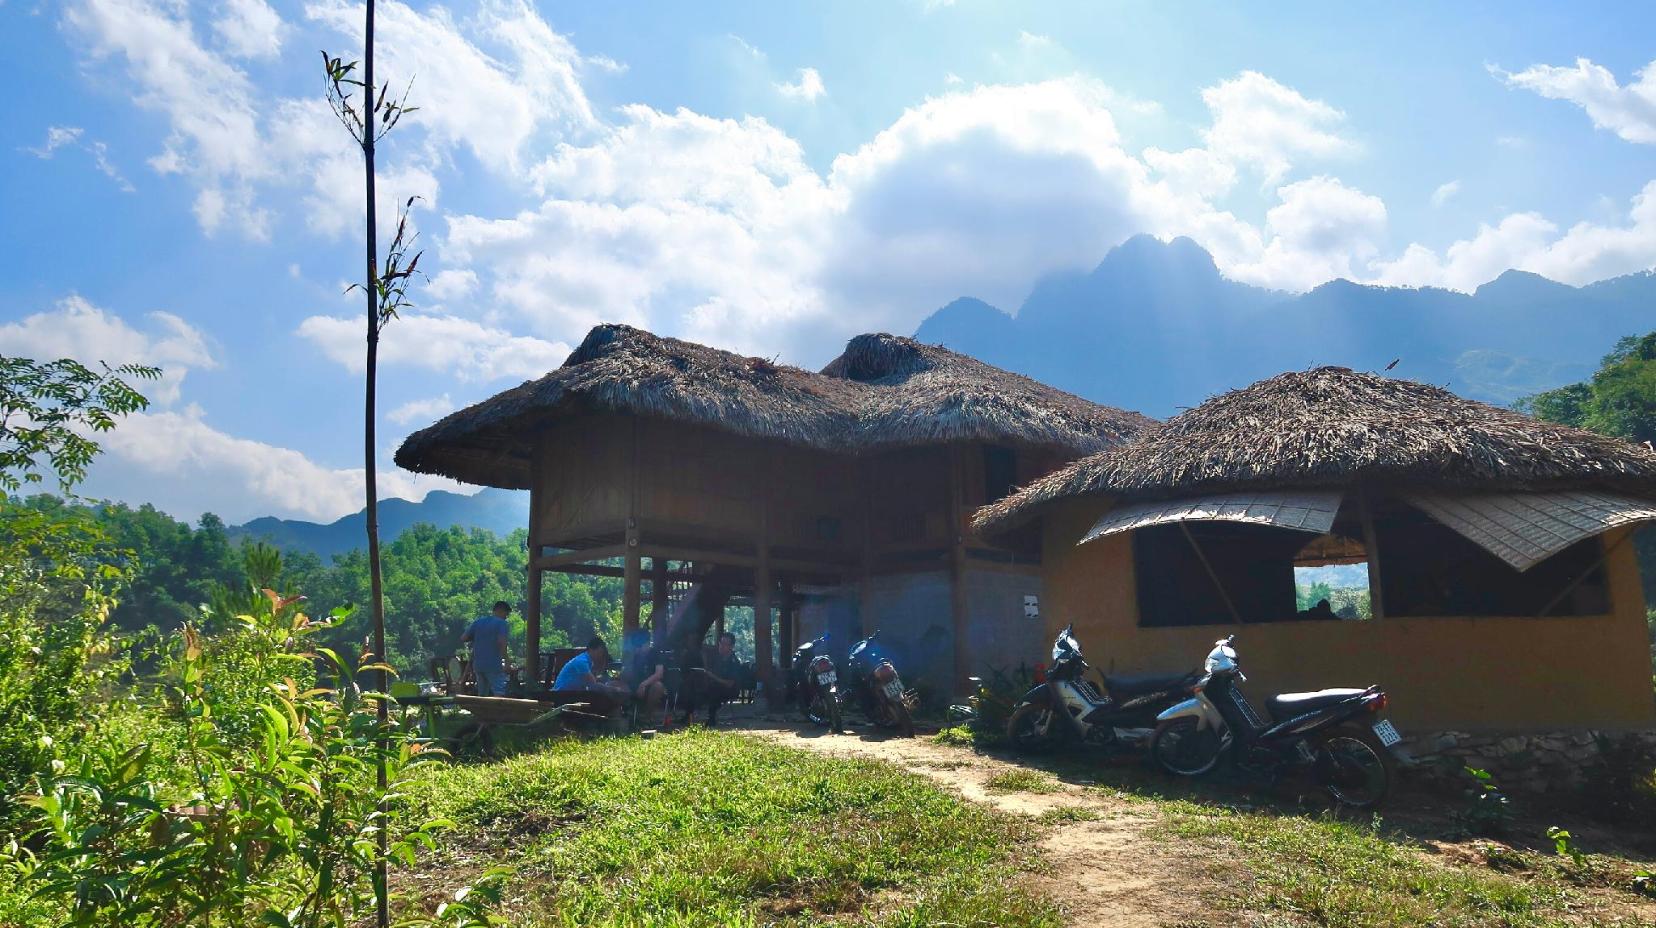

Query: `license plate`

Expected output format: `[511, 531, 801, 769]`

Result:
[818, 671, 836, 685]
[1372, 720, 1401, 747]
[882, 680, 904, 699]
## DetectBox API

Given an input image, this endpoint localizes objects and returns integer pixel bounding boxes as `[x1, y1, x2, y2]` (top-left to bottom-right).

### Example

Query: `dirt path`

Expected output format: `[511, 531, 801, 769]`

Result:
[730, 715, 1210, 928]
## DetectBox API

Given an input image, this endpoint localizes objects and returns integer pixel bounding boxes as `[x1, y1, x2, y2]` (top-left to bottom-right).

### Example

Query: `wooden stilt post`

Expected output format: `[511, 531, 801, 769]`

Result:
[859, 457, 874, 637]
[753, 445, 775, 707]
[1357, 488, 1386, 620]
[778, 577, 795, 707]
[622, 418, 642, 648]
[525, 474, 542, 686]
[650, 557, 669, 645]
[947, 444, 970, 698]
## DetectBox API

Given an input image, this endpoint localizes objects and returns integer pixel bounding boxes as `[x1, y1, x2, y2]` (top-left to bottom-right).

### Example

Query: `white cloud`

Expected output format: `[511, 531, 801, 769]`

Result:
[776, 66, 826, 102]
[943, 71, 963, 86]
[1226, 176, 1388, 290]
[1373, 181, 1656, 290]
[425, 268, 479, 301]
[212, 0, 285, 59]
[87, 404, 466, 522]
[26, 125, 84, 157]
[388, 393, 455, 425]
[0, 295, 216, 404]
[298, 312, 570, 382]
[1500, 57, 1656, 145]
[1430, 179, 1461, 208]
[1199, 71, 1354, 182]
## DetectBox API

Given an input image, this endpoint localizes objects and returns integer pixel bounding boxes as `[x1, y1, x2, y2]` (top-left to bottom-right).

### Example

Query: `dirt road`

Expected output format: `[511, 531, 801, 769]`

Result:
[732, 716, 1209, 927]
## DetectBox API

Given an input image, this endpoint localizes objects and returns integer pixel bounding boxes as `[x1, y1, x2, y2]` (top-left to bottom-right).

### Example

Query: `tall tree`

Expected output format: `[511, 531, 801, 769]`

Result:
[323, 14, 419, 927]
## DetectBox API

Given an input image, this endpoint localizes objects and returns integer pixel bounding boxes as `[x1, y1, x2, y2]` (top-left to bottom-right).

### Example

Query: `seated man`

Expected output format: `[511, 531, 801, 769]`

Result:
[680, 631, 742, 728]
[620, 629, 670, 729]
[553, 636, 624, 696]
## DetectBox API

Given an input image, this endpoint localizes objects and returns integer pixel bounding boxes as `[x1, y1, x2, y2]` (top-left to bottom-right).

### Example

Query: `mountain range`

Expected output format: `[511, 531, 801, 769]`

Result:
[229, 488, 529, 561]
[916, 234, 1655, 418]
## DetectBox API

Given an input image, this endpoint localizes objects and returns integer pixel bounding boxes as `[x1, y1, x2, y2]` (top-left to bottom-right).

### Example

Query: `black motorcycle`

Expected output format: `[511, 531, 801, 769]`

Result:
[846, 631, 916, 736]
[1006, 624, 1201, 752]
[1149, 635, 1401, 809]
[789, 633, 844, 732]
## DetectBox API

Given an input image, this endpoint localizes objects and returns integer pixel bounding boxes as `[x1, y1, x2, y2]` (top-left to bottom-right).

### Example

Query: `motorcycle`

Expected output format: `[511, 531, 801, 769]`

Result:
[1005, 624, 1201, 752]
[789, 633, 844, 732]
[1148, 635, 1401, 809]
[846, 631, 917, 736]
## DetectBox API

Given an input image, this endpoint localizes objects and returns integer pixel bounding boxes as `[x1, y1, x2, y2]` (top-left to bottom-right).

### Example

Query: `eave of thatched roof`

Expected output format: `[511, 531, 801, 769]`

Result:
[974, 366, 1656, 536]
[394, 325, 1152, 488]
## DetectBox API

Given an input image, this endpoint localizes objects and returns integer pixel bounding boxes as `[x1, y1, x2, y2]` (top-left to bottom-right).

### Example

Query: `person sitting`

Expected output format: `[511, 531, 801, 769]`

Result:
[554, 636, 619, 693]
[459, 600, 513, 696]
[620, 628, 670, 729]
[680, 631, 741, 728]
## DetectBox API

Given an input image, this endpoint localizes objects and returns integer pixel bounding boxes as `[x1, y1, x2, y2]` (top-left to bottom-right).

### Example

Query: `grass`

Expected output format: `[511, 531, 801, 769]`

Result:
[985, 769, 1060, 794]
[1157, 800, 1599, 927]
[405, 729, 1059, 927]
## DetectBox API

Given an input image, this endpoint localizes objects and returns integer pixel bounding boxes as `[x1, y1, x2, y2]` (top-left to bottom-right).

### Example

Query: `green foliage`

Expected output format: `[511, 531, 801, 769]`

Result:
[1575, 733, 1656, 828]
[1296, 579, 1334, 611]
[942, 663, 1038, 747]
[408, 731, 1056, 927]
[0, 356, 158, 493]
[7, 591, 499, 927]
[1544, 826, 1585, 869]
[1455, 766, 1514, 837]
[984, 769, 1058, 793]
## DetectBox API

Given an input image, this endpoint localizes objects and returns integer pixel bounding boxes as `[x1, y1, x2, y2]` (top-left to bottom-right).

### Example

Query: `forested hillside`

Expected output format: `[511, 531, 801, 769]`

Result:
[3, 494, 621, 675]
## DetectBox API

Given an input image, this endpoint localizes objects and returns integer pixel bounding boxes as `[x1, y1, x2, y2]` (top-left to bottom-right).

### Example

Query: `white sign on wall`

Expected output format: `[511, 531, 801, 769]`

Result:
[1023, 594, 1040, 620]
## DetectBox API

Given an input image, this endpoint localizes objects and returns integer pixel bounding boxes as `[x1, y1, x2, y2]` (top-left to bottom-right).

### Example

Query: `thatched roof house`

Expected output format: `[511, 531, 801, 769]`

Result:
[976, 366, 1656, 536]
[972, 365, 1656, 737]
[395, 323, 1151, 697]
[398, 324, 1151, 489]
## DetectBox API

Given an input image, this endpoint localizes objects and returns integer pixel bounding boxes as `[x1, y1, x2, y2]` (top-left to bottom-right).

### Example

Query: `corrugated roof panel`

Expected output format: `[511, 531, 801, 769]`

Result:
[1403, 490, 1656, 571]
[1080, 490, 1344, 545]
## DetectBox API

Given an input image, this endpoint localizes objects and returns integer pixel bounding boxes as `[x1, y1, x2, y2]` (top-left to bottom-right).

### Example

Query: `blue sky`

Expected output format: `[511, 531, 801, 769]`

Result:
[3, 0, 1655, 523]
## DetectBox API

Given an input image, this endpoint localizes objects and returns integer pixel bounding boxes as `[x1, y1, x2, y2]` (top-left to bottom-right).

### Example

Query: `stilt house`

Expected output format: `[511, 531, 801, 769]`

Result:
[395, 323, 1152, 695]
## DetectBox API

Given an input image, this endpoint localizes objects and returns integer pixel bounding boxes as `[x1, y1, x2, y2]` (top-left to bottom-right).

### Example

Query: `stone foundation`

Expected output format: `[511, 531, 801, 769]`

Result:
[1398, 728, 1656, 795]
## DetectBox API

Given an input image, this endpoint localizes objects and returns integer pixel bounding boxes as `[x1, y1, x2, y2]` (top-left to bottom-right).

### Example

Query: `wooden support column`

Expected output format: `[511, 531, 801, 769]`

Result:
[947, 444, 970, 697]
[753, 446, 775, 707]
[858, 457, 875, 637]
[650, 557, 670, 646]
[778, 578, 795, 670]
[525, 465, 543, 685]
[1357, 487, 1386, 620]
[622, 418, 642, 645]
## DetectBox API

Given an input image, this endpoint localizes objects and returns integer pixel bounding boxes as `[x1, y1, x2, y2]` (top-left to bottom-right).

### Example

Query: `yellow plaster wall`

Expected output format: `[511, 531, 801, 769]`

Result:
[1041, 500, 1656, 733]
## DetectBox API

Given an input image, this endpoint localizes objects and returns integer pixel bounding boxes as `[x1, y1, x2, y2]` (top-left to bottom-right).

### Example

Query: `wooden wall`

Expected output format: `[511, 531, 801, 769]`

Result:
[1039, 498, 1656, 733]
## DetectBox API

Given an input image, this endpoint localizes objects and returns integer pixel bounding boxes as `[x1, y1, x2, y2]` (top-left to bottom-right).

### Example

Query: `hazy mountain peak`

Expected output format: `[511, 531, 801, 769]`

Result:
[1473, 268, 1577, 302]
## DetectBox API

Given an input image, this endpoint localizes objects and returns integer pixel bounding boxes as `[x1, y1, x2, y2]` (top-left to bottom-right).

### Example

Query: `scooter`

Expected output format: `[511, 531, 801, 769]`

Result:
[846, 631, 917, 736]
[1005, 624, 1201, 752]
[789, 633, 844, 732]
[1149, 635, 1401, 809]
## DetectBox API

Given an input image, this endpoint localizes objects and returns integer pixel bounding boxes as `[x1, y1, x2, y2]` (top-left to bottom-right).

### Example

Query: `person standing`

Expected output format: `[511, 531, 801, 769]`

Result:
[461, 600, 513, 696]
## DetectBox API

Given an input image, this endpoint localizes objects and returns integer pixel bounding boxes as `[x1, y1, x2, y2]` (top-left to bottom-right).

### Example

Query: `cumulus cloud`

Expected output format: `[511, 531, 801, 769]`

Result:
[87, 404, 465, 522]
[388, 393, 455, 425]
[1500, 57, 1656, 145]
[1227, 176, 1388, 290]
[1430, 179, 1461, 208]
[298, 312, 570, 382]
[1199, 70, 1354, 182]
[212, 0, 285, 59]
[776, 67, 826, 102]
[0, 295, 216, 404]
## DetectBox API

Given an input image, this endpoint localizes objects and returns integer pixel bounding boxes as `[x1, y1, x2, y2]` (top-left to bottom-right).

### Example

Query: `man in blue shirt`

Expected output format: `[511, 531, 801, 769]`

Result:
[554, 636, 618, 693]
[461, 601, 513, 696]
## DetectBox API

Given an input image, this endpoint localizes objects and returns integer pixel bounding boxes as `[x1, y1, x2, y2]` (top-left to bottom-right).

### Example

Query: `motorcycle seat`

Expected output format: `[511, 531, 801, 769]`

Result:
[1266, 688, 1367, 720]
[1105, 672, 1193, 698]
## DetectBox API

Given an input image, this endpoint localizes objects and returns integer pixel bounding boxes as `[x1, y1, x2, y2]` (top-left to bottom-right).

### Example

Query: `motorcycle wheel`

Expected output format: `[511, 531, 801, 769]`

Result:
[827, 693, 844, 733]
[805, 689, 831, 727]
[889, 700, 915, 738]
[1150, 717, 1222, 777]
[1006, 703, 1058, 753]
[1315, 724, 1393, 810]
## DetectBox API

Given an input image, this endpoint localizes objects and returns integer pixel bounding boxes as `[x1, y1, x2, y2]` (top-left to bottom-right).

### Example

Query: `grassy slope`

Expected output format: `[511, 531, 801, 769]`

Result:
[406, 731, 1059, 927]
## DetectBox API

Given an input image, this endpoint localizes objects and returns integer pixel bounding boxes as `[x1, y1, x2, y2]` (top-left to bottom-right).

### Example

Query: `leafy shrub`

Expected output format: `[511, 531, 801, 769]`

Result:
[7, 592, 499, 927]
[944, 663, 1038, 747]
[1454, 766, 1513, 837]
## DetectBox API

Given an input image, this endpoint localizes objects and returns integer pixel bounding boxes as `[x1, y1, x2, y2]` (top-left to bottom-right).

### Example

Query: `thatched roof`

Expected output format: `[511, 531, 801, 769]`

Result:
[395, 324, 1152, 488]
[974, 366, 1656, 535]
